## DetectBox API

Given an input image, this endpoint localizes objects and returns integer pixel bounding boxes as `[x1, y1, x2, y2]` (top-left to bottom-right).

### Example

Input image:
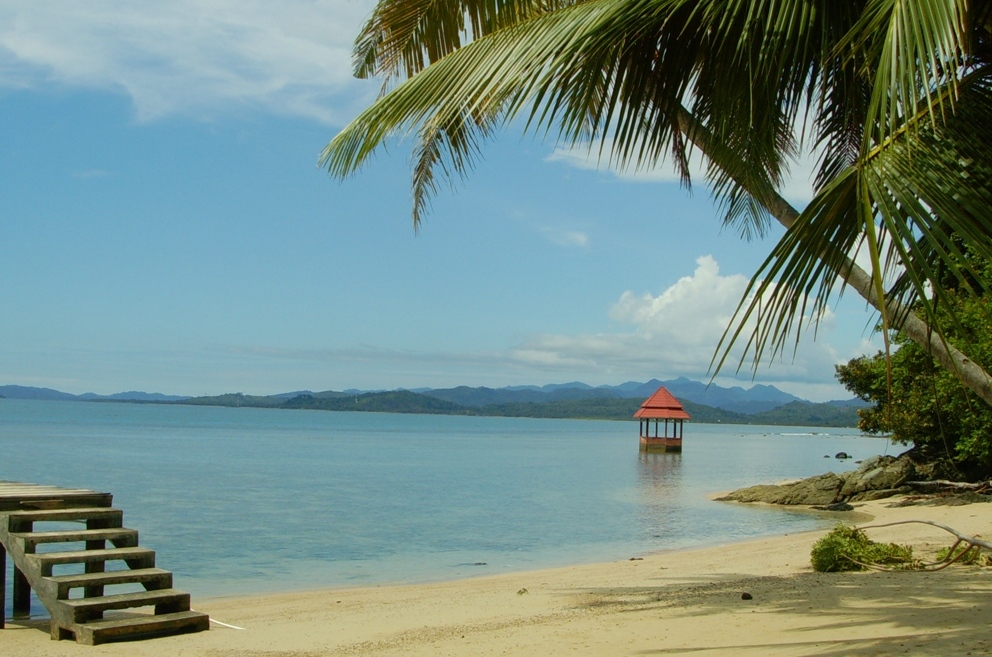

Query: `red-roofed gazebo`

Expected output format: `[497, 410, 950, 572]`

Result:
[634, 386, 690, 453]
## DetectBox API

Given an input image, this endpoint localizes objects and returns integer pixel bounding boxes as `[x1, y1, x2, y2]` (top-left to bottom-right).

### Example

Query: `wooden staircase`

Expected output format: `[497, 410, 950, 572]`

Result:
[1, 483, 209, 645]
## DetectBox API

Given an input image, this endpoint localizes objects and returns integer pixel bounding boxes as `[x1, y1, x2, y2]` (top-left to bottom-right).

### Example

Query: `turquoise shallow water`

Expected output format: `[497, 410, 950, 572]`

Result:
[1, 399, 889, 607]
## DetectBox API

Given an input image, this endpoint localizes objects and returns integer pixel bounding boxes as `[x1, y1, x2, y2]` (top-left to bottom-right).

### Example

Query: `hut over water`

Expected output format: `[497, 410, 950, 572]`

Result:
[634, 386, 690, 453]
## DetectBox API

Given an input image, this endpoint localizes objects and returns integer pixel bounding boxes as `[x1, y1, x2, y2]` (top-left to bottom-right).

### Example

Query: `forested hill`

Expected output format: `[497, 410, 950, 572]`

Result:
[178, 389, 861, 427]
[2, 380, 864, 427]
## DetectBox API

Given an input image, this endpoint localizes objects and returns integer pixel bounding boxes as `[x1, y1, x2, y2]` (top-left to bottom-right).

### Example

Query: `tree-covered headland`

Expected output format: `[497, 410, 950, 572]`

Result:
[837, 246, 992, 480]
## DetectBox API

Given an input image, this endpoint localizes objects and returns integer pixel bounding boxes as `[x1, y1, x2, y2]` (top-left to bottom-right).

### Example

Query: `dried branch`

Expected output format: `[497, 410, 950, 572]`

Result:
[904, 480, 992, 493]
[856, 520, 992, 571]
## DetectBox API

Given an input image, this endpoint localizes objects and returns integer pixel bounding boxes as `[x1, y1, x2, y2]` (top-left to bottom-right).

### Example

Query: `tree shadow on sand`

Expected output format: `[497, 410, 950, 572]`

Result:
[569, 566, 992, 656]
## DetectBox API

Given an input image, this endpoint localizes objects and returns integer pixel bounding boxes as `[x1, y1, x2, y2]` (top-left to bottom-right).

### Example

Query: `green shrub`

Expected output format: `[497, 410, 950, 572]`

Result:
[936, 543, 992, 566]
[811, 525, 917, 572]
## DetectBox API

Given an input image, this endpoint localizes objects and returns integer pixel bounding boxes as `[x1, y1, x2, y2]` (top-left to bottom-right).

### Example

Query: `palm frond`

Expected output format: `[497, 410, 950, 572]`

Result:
[332, 0, 862, 238]
[410, 103, 509, 227]
[713, 68, 992, 377]
[845, 0, 969, 146]
[712, 166, 863, 375]
[354, 0, 570, 87]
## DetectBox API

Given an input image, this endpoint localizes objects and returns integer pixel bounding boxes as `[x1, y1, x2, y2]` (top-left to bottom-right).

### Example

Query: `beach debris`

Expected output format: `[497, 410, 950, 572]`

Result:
[629, 557, 643, 561]
[517, 588, 529, 595]
[810, 520, 992, 572]
[202, 616, 245, 631]
[936, 543, 992, 566]
[855, 520, 992, 571]
[741, 592, 753, 600]
[810, 525, 917, 572]
[905, 480, 992, 494]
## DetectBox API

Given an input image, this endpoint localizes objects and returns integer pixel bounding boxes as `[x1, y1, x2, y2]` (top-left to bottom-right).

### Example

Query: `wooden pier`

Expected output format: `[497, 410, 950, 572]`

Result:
[0, 481, 209, 645]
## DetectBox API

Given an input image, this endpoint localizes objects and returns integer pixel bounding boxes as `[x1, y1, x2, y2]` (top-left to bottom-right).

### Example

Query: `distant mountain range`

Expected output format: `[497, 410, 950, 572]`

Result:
[0, 385, 189, 402]
[0, 378, 864, 425]
[418, 377, 809, 415]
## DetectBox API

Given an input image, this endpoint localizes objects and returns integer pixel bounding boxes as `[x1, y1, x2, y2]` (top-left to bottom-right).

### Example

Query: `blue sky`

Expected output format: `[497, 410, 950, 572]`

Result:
[0, 2, 881, 401]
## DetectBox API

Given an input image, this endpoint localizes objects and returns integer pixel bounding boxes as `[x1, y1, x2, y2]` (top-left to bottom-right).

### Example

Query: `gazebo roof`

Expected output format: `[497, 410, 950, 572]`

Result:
[633, 386, 691, 420]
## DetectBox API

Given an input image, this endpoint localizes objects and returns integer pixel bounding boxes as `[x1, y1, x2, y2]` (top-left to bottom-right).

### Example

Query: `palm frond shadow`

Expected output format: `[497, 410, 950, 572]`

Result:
[561, 567, 992, 656]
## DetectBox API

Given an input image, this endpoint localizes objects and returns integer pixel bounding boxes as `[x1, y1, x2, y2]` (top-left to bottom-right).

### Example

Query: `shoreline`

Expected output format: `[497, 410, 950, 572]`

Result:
[4, 495, 991, 656]
[177, 498, 865, 602]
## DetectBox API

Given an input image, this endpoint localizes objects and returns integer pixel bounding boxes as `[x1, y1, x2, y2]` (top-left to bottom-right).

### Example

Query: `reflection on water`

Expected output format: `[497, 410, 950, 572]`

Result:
[635, 452, 685, 546]
[637, 451, 683, 494]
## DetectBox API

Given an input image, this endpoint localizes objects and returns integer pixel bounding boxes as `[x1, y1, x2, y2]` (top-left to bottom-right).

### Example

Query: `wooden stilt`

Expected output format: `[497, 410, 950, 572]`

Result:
[12, 565, 29, 617]
[1, 542, 6, 629]
[51, 620, 74, 641]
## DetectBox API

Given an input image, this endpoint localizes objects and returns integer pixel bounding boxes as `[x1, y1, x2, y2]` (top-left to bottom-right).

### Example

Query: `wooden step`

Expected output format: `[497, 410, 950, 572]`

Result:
[73, 610, 210, 646]
[47, 568, 173, 598]
[56, 588, 191, 623]
[30, 547, 156, 575]
[1, 483, 208, 645]
[5, 507, 123, 530]
[14, 527, 138, 550]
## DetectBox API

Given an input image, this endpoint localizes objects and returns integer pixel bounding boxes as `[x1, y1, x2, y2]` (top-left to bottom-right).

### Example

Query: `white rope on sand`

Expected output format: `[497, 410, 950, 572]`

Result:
[192, 610, 245, 630]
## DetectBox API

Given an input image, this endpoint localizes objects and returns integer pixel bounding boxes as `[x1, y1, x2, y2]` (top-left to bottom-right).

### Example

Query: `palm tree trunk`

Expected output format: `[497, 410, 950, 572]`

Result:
[677, 109, 992, 407]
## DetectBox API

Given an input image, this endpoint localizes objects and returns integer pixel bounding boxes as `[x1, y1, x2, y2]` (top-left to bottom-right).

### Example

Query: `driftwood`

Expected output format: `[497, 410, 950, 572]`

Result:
[905, 480, 992, 493]
[855, 520, 992, 571]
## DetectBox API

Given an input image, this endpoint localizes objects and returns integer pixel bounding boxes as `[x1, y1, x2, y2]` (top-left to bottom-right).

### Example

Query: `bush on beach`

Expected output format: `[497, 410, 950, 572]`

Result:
[810, 525, 917, 572]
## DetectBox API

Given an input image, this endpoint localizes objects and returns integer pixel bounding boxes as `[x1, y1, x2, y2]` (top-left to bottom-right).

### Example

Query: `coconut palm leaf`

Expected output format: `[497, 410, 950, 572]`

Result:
[844, 0, 969, 146]
[712, 165, 863, 373]
[327, 0, 859, 235]
[717, 70, 992, 375]
[328, 0, 992, 398]
[354, 0, 570, 86]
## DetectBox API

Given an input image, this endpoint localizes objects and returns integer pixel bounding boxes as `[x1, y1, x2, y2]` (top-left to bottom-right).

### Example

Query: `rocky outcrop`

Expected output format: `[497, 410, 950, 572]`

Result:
[841, 455, 917, 501]
[717, 455, 918, 506]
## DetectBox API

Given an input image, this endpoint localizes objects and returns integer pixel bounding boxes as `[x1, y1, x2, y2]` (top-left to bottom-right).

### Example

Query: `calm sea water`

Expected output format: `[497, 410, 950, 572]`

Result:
[1, 399, 892, 606]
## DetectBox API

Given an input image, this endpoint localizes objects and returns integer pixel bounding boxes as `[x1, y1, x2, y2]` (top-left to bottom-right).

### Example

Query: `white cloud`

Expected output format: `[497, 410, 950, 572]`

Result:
[609, 255, 745, 344]
[545, 140, 707, 184]
[0, 1, 377, 123]
[537, 226, 589, 249]
[546, 139, 821, 207]
[506, 255, 861, 399]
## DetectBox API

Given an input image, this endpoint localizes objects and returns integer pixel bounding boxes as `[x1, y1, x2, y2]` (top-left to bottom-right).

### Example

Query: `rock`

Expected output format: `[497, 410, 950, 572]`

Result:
[839, 455, 916, 498]
[717, 472, 845, 506]
[741, 592, 753, 600]
[811, 502, 855, 511]
[835, 452, 851, 459]
[848, 486, 913, 502]
[717, 452, 923, 508]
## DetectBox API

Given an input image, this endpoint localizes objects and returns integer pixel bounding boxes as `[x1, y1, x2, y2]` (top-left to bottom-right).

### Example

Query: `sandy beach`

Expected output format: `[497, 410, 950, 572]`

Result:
[3, 496, 991, 657]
